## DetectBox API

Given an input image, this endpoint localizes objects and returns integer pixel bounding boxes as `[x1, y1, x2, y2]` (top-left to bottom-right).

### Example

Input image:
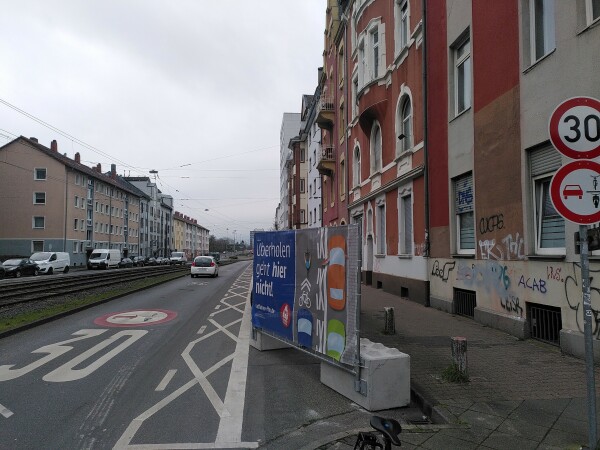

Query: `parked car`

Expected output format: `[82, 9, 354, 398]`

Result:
[154, 257, 165, 265]
[87, 249, 121, 270]
[2, 258, 40, 278]
[132, 256, 145, 267]
[160, 257, 171, 265]
[118, 257, 133, 268]
[0, 265, 5, 279]
[145, 257, 157, 266]
[30, 251, 70, 274]
[190, 255, 219, 278]
[169, 251, 188, 265]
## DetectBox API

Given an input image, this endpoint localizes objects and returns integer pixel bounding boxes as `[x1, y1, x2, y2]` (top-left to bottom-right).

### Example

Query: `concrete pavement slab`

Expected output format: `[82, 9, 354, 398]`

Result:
[481, 431, 540, 450]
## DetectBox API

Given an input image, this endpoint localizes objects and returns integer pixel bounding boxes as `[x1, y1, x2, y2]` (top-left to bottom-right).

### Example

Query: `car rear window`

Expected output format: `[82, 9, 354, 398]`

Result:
[194, 257, 213, 267]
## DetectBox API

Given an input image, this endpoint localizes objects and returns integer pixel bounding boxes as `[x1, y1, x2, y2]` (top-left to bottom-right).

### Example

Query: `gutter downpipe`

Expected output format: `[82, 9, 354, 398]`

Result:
[422, 0, 431, 307]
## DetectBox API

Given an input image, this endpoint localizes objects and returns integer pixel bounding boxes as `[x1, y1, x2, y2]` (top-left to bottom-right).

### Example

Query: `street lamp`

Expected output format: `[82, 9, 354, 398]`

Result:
[233, 230, 237, 253]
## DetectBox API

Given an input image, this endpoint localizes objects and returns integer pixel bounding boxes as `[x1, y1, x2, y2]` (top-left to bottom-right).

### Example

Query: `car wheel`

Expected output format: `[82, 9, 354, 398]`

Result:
[34, 268, 39, 276]
[15, 270, 21, 278]
[63, 266, 70, 274]
[48, 267, 53, 275]
[216, 270, 219, 278]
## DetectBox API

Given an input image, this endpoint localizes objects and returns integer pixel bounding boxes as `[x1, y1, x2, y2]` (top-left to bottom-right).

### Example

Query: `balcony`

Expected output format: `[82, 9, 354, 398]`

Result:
[316, 95, 334, 129]
[317, 145, 335, 177]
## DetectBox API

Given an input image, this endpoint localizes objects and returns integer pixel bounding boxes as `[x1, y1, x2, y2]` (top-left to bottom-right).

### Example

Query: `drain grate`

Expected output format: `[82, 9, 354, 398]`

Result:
[454, 288, 476, 318]
[528, 302, 562, 346]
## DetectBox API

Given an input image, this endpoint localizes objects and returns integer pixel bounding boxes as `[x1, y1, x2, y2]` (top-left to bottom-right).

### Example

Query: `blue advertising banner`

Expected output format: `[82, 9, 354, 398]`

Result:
[252, 225, 359, 367]
[252, 230, 296, 341]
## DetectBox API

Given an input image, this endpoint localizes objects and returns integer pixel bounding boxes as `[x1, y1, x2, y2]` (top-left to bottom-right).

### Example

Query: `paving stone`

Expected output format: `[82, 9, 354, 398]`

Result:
[481, 431, 540, 450]
[439, 424, 493, 445]
[469, 400, 522, 418]
[420, 431, 480, 450]
[496, 418, 548, 441]
[539, 427, 589, 449]
[398, 431, 438, 446]
[458, 410, 505, 430]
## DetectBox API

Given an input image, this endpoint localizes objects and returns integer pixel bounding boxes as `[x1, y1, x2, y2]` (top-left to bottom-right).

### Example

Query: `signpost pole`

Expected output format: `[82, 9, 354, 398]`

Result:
[354, 227, 363, 393]
[579, 224, 598, 449]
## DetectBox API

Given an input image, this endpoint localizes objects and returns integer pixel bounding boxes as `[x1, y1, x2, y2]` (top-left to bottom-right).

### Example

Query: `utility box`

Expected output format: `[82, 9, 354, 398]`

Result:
[320, 338, 410, 411]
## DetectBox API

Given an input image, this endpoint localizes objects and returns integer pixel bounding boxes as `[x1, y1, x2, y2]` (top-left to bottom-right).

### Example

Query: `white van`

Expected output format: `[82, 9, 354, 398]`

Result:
[87, 249, 121, 270]
[169, 251, 188, 265]
[30, 252, 71, 274]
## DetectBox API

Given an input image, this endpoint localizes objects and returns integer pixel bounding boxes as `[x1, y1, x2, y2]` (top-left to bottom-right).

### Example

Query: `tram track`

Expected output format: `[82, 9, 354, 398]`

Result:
[0, 265, 188, 308]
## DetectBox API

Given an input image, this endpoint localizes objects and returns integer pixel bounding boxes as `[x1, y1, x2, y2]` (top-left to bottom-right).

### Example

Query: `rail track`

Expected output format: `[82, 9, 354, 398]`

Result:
[0, 265, 188, 308]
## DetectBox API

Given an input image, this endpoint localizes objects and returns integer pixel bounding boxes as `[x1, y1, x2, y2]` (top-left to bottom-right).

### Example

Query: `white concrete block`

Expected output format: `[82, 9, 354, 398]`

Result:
[250, 328, 291, 351]
[320, 338, 410, 411]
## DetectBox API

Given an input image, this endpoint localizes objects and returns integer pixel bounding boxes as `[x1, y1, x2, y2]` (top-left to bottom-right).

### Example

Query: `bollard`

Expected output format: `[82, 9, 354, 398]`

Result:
[451, 336, 468, 376]
[383, 307, 395, 335]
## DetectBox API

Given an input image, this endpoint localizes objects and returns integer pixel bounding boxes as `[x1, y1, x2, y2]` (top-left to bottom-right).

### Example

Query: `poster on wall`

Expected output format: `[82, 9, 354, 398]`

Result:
[252, 225, 359, 367]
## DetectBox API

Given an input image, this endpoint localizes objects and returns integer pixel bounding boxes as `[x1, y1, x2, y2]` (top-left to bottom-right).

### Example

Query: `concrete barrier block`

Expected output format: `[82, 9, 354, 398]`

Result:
[321, 338, 410, 411]
[250, 328, 290, 351]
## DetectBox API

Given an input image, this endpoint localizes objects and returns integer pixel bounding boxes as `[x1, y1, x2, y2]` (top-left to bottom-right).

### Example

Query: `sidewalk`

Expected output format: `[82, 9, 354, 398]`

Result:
[325, 285, 600, 449]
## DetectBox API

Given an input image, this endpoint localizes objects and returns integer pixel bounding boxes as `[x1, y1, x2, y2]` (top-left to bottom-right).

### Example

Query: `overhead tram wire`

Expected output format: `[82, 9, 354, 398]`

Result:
[0, 98, 147, 178]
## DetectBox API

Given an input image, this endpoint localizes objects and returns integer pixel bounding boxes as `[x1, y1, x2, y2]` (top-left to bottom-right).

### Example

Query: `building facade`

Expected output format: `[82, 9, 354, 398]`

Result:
[0, 137, 144, 265]
[278, 113, 302, 230]
[173, 211, 210, 258]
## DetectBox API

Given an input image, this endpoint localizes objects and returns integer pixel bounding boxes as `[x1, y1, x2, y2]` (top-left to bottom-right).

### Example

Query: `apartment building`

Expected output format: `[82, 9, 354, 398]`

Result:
[278, 113, 302, 230]
[0, 137, 145, 265]
[426, 0, 600, 359]
[173, 211, 210, 258]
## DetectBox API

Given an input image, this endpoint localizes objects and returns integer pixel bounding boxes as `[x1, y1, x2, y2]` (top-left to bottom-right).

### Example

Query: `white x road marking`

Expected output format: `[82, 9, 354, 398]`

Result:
[114, 264, 257, 449]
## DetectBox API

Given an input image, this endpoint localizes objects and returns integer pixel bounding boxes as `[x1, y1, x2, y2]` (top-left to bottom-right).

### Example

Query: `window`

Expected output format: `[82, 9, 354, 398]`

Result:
[377, 203, 386, 254]
[73, 241, 79, 253]
[531, 146, 564, 254]
[300, 148, 305, 162]
[340, 160, 346, 197]
[74, 219, 78, 230]
[76, 174, 81, 185]
[454, 174, 475, 254]
[371, 28, 379, 78]
[34, 168, 47, 180]
[371, 123, 382, 174]
[398, 96, 413, 154]
[33, 216, 45, 229]
[353, 146, 361, 187]
[352, 75, 359, 119]
[396, 0, 409, 54]
[400, 194, 413, 254]
[454, 36, 472, 115]
[530, 0, 555, 63]
[33, 192, 46, 205]
[75, 196, 79, 207]
[300, 209, 306, 224]
[300, 178, 305, 193]
[587, 0, 600, 24]
[32, 240, 44, 252]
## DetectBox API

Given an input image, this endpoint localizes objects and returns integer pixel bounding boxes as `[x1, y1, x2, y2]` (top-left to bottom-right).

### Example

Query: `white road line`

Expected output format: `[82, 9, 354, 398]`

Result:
[208, 319, 239, 343]
[155, 370, 177, 391]
[123, 443, 258, 449]
[214, 305, 221, 310]
[197, 325, 207, 335]
[215, 283, 253, 445]
[0, 403, 13, 418]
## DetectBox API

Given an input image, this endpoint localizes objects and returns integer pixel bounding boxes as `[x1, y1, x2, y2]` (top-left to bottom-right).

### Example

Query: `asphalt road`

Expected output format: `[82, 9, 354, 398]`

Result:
[0, 261, 257, 449]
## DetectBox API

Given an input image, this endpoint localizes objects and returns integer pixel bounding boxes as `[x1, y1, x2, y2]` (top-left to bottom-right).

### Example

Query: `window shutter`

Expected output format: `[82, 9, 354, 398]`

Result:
[531, 146, 561, 177]
[455, 173, 473, 214]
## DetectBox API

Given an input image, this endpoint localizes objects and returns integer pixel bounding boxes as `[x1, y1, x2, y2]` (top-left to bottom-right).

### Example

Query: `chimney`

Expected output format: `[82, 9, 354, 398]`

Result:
[30, 137, 38, 143]
[51, 140, 58, 152]
[111, 164, 116, 179]
[97, 163, 102, 172]
[74, 152, 81, 163]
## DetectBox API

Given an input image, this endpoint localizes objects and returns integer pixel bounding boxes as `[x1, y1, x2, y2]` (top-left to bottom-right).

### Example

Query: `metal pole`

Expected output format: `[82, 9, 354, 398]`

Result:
[579, 224, 598, 449]
[355, 225, 363, 393]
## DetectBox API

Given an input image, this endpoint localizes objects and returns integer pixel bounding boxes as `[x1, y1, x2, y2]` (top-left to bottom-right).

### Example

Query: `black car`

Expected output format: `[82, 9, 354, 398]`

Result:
[145, 257, 157, 266]
[0, 265, 5, 279]
[132, 256, 145, 267]
[2, 258, 40, 278]
[118, 257, 133, 268]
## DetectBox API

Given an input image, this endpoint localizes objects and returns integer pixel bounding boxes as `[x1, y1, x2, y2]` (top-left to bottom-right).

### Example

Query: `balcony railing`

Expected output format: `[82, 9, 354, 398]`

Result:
[318, 95, 334, 112]
[320, 146, 335, 161]
[317, 144, 335, 176]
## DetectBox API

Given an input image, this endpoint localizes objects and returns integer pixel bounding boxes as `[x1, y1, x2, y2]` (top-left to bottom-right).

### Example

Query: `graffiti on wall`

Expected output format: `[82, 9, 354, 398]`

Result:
[479, 233, 526, 261]
[564, 262, 600, 338]
[456, 260, 523, 317]
[431, 260, 456, 282]
[479, 214, 504, 235]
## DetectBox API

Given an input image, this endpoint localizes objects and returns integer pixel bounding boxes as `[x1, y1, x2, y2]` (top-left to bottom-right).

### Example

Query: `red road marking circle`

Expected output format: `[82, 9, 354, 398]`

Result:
[94, 309, 177, 327]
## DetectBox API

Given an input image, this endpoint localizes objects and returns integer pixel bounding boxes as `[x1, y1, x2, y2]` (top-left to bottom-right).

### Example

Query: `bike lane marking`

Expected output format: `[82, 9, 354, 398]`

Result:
[155, 369, 177, 392]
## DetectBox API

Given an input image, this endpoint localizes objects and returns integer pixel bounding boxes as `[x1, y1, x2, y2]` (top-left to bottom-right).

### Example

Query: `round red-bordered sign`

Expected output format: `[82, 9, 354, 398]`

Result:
[94, 309, 177, 327]
[550, 160, 600, 224]
[549, 97, 600, 159]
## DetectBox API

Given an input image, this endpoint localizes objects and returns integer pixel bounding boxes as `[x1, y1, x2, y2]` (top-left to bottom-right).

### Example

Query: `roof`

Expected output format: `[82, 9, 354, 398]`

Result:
[1, 136, 149, 199]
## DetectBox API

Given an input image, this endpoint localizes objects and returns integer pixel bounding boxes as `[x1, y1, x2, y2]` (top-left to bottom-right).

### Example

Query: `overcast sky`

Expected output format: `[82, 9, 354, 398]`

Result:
[1, 0, 326, 244]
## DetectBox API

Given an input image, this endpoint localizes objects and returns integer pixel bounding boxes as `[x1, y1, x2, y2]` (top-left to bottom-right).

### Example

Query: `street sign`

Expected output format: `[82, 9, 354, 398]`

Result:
[550, 159, 600, 224]
[549, 96, 600, 160]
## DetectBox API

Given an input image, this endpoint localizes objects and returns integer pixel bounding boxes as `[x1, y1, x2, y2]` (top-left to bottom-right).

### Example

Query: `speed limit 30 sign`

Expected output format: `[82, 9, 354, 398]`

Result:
[549, 97, 600, 160]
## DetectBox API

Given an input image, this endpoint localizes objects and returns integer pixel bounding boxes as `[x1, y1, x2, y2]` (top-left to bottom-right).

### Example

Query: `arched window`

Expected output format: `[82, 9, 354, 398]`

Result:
[353, 146, 361, 187]
[370, 123, 382, 174]
[398, 97, 413, 154]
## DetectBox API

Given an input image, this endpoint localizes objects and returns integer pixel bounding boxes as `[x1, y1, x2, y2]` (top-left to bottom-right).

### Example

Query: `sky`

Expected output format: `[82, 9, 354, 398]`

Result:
[0, 0, 326, 245]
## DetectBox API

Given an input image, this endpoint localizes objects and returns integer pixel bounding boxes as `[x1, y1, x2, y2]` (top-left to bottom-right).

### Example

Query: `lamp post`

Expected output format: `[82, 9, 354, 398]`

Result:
[233, 230, 237, 253]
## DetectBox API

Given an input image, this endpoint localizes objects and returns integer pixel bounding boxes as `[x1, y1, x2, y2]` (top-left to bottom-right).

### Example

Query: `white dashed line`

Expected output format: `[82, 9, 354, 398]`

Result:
[0, 403, 13, 418]
[197, 325, 207, 335]
[155, 370, 177, 391]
